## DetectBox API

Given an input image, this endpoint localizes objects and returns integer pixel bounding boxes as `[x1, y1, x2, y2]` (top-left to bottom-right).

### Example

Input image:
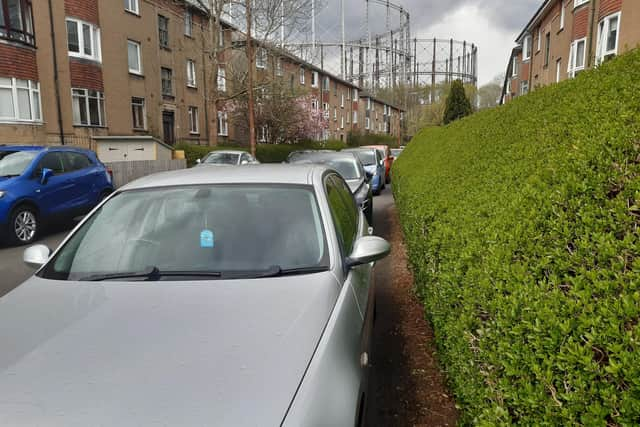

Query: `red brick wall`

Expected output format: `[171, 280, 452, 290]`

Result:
[0, 44, 38, 81]
[572, 7, 589, 40]
[65, 0, 99, 24]
[599, 0, 622, 18]
[70, 60, 104, 91]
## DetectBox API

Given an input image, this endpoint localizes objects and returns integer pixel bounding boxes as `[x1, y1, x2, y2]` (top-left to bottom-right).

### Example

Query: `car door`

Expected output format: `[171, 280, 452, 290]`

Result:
[61, 152, 99, 211]
[33, 152, 76, 218]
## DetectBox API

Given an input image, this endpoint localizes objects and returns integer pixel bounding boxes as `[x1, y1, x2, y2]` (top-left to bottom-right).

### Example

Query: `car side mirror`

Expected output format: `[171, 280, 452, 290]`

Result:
[346, 236, 390, 268]
[196, 158, 202, 164]
[23, 244, 51, 269]
[40, 168, 53, 185]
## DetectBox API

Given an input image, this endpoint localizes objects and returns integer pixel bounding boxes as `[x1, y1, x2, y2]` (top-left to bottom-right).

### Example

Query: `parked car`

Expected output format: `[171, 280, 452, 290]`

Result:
[196, 150, 259, 166]
[7, 164, 390, 426]
[286, 149, 335, 163]
[288, 151, 373, 225]
[343, 148, 385, 195]
[362, 145, 393, 183]
[0, 145, 113, 245]
[391, 148, 403, 159]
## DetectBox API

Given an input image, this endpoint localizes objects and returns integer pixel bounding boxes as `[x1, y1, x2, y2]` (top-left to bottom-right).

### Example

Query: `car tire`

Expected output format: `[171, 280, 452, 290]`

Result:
[99, 190, 112, 203]
[10, 206, 38, 246]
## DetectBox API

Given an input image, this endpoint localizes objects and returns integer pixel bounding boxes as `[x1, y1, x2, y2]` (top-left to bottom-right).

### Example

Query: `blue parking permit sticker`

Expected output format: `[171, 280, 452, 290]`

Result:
[200, 229, 215, 248]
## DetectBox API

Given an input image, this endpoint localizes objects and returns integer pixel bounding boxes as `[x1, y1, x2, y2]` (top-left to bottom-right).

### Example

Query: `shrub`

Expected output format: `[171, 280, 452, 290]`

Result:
[393, 50, 640, 425]
[347, 130, 398, 147]
[443, 79, 473, 124]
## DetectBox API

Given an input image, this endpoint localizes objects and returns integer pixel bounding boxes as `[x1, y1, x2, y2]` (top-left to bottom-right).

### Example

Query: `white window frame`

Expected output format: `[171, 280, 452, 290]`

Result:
[311, 98, 319, 110]
[556, 59, 562, 82]
[340, 92, 344, 108]
[259, 125, 268, 143]
[560, 1, 565, 29]
[365, 116, 370, 130]
[353, 88, 358, 101]
[217, 67, 226, 92]
[217, 111, 228, 136]
[574, 0, 588, 8]
[131, 97, 146, 130]
[184, 9, 193, 37]
[353, 110, 358, 124]
[520, 80, 529, 96]
[72, 88, 106, 127]
[187, 59, 197, 88]
[595, 12, 621, 65]
[188, 106, 199, 134]
[311, 71, 319, 88]
[333, 107, 337, 121]
[506, 79, 511, 94]
[512, 56, 519, 77]
[275, 58, 283, 76]
[366, 97, 371, 110]
[0, 78, 42, 123]
[124, 0, 139, 15]
[256, 48, 267, 69]
[522, 35, 532, 61]
[537, 29, 541, 52]
[218, 25, 225, 47]
[340, 115, 344, 129]
[568, 37, 586, 77]
[127, 40, 142, 75]
[66, 18, 102, 62]
[299, 67, 305, 85]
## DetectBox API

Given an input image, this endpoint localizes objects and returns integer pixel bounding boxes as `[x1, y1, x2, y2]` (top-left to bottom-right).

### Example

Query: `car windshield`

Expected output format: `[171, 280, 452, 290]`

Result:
[298, 157, 362, 180]
[39, 185, 329, 281]
[203, 152, 240, 165]
[350, 150, 376, 166]
[391, 149, 402, 157]
[0, 151, 37, 177]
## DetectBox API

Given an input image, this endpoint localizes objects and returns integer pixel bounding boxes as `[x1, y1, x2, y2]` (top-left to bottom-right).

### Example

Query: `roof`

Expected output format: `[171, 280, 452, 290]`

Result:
[120, 164, 330, 191]
[359, 92, 405, 112]
[515, 0, 554, 43]
[185, 0, 210, 15]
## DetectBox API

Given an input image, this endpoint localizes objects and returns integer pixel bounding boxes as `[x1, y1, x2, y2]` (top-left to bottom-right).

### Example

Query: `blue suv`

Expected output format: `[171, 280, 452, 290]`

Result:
[0, 146, 113, 245]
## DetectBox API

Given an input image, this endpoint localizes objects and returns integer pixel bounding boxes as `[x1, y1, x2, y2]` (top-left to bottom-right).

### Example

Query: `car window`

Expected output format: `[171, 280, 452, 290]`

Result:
[36, 153, 65, 174]
[203, 152, 240, 165]
[0, 151, 38, 177]
[241, 154, 250, 163]
[325, 174, 358, 256]
[39, 185, 329, 281]
[62, 152, 92, 172]
[349, 150, 376, 166]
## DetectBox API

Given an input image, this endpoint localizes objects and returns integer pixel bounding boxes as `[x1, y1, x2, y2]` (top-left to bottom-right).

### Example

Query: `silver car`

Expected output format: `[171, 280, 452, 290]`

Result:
[2, 165, 390, 426]
[196, 150, 259, 166]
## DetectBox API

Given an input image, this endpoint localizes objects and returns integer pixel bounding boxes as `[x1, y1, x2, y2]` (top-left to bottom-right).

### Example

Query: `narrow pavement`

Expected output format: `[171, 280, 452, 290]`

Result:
[367, 187, 458, 426]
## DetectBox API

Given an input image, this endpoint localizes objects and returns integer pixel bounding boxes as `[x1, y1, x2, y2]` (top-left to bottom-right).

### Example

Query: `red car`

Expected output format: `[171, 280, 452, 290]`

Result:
[362, 145, 393, 183]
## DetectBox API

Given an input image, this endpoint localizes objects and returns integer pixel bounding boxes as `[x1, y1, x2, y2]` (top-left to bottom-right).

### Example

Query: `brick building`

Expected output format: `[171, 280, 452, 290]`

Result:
[0, 0, 403, 147]
[502, 0, 640, 103]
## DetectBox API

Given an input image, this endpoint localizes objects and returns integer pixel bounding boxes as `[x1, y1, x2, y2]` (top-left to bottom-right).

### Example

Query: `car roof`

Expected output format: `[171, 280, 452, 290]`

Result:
[0, 145, 93, 154]
[290, 152, 358, 162]
[120, 164, 330, 191]
[206, 150, 247, 155]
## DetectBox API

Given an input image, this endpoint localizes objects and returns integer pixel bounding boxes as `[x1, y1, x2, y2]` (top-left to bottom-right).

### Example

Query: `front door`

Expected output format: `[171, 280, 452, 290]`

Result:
[162, 111, 175, 146]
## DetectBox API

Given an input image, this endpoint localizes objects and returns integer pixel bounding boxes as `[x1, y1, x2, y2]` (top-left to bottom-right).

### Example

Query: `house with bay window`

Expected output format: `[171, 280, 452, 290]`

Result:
[502, 0, 639, 104]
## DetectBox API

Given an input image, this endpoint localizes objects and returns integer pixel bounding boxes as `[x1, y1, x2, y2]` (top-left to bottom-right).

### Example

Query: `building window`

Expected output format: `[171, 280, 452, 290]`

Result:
[522, 35, 532, 60]
[333, 107, 337, 121]
[158, 15, 169, 48]
[353, 110, 358, 124]
[66, 18, 101, 62]
[217, 67, 226, 92]
[506, 79, 511, 94]
[184, 9, 192, 36]
[520, 80, 529, 96]
[560, 1, 565, 29]
[556, 59, 562, 83]
[340, 115, 344, 129]
[256, 48, 267, 69]
[124, 0, 139, 15]
[311, 71, 318, 88]
[596, 13, 621, 65]
[340, 92, 344, 108]
[72, 88, 105, 127]
[574, 0, 588, 7]
[0, 0, 35, 46]
[161, 67, 173, 96]
[333, 81, 338, 96]
[0, 77, 41, 122]
[366, 98, 371, 110]
[275, 58, 283, 76]
[299, 67, 305, 85]
[259, 125, 268, 142]
[365, 116, 370, 130]
[512, 56, 519, 76]
[218, 25, 224, 47]
[127, 40, 142, 75]
[188, 106, 199, 134]
[311, 97, 319, 110]
[353, 88, 358, 101]
[537, 29, 541, 52]
[568, 38, 586, 77]
[217, 111, 228, 136]
[131, 97, 145, 129]
[322, 76, 330, 91]
[322, 102, 329, 119]
[187, 60, 197, 88]
[544, 33, 551, 67]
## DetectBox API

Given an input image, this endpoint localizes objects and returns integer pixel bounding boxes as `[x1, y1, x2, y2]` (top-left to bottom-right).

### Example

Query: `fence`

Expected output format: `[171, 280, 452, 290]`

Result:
[106, 159, 187, 188]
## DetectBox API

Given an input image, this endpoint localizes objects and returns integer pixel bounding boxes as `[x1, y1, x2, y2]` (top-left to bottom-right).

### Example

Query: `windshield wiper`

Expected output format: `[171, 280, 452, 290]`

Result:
[253, 265, 330, 278]
[80, 266, 222, 282]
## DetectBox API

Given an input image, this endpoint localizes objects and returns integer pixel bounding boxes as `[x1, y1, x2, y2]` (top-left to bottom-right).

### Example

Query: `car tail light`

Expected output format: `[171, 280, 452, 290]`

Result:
[106, 167, 113, 183]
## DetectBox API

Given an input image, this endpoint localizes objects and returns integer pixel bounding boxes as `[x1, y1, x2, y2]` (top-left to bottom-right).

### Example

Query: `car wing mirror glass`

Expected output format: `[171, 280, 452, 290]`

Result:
[346, 236, 390, 268]
[40, 168, 53, 185]
[23, 244, 51, 269]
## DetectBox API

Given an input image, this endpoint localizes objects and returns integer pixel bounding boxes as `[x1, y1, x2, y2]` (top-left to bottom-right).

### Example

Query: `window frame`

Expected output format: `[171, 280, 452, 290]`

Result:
[353, 110, 358, 124]
[522, 34, 532, 61]
[124, 0, 139, 15]
[217, 66, 226, 92]
[299, 67, 305, 85]
[131, 97, 146, 130]
[595, 12, 621, 65]
[188, 106, 199, 134]
[256, 47, 267, 69]
[186, 59, 197, 88]
[66, 18, 101, 62]
[556, 58, 562, 83]
[0, 77, 42, 123]
[544, 32, 551, 67]
[568, 37, 586, 77]
[161, 67, 173, 97]
[158, 14, 169, 49]
[71, 88, 106, 127]
[560, 1, 565, 30]
[0, 0, 35, 46]
[127, 39, 143, 75]
[311, 71, 319, 88]
[217, 111, 228, 136]
[184, 9, 192, 37]
[512, 56, 519, 77]
[574, 0, 588, 8]
[520, 80, 529, 96]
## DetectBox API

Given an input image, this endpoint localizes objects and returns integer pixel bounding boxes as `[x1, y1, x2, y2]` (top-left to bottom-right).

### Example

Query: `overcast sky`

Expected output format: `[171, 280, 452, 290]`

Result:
[313, 0, 541, 86]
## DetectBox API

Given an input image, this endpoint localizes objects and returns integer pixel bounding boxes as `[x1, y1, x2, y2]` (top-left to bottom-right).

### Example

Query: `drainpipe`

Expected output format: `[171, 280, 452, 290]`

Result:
[201, 19, 210, 146]
[47, 0, 65, 145]
[586, 0, 597, 68]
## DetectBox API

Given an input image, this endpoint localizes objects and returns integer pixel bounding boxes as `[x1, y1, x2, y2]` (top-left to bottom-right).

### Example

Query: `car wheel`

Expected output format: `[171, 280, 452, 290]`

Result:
[11, 206, 38, 245]
[99, 190, 112, 203]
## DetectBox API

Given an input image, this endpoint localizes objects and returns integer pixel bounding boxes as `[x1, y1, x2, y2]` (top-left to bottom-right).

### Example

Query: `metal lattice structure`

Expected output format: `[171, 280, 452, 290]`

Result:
[285, 0, 478, 101]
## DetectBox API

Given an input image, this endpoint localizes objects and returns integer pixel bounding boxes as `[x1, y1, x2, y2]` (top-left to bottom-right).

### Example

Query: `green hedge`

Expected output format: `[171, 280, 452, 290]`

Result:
[393, 50, 640, 425]
[176, 140, 347, 166]
[347, 130, 399, 147]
